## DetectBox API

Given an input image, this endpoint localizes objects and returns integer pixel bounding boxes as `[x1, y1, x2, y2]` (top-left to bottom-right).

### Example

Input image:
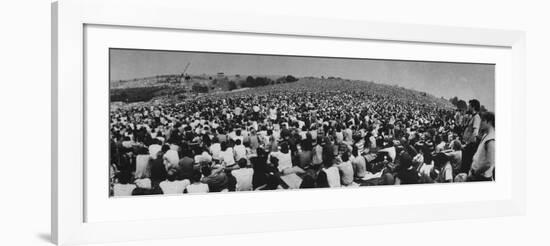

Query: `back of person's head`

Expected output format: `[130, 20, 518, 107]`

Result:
[236, 129, 242, 136]
[341, 151, 350, 162]
[481, 111, 495, 128]
[235, 139, 242, 146]
[161, 144, 170, 153]
[221, 141, 228, 151]
[270, 156, 279, 167]
[137, 146, 149, 155]
[238, 158, 247, 168]
[316, 170, 329, 188]
[201, 165, 212, 177]
[469, 99, 481, 112]
[167, 170, 177, 182]
[451, 140, 462, 151]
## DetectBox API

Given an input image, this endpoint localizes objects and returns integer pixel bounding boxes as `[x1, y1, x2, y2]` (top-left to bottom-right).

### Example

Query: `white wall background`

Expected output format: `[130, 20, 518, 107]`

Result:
[0, 0, 547, 245]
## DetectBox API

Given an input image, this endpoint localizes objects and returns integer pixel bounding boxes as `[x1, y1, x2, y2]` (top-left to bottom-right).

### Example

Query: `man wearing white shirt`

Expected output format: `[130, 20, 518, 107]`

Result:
[233, 139, 247, 162]
[159, 172, 190, 194]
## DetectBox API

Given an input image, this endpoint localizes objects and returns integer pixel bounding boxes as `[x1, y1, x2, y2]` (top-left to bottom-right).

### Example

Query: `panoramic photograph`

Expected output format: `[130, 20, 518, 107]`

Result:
[108, 48, 495, 197]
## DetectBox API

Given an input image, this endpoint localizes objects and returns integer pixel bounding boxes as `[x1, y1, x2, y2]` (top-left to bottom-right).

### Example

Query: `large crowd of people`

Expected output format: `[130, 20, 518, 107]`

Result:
[109, 83, 495, 196]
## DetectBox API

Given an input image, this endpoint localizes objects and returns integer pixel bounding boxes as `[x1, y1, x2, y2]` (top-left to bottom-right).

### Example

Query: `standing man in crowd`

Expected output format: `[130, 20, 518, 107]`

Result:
[469, 112, 495, 181]
[461, 99, 481, 173]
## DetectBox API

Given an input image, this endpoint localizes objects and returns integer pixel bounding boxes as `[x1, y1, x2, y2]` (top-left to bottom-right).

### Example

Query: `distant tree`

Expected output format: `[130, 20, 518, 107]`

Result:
[285, 75, 298, 83]
[192, 82, 208, 93]
[245, 76, 255, 87]
[255, 77, 270, 86]
[227, 81, 237, 91]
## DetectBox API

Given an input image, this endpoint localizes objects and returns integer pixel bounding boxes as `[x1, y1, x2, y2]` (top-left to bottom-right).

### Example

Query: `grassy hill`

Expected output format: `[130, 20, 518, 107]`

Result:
[110, 75, 453, 110]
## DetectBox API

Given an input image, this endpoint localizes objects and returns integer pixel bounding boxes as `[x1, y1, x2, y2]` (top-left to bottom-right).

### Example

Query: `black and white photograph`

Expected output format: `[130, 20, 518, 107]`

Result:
[109, 48, 495, 197]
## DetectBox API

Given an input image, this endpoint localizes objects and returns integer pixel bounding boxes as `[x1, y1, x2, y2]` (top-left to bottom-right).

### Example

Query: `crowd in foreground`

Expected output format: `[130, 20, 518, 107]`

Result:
[109, 87, 495, 196]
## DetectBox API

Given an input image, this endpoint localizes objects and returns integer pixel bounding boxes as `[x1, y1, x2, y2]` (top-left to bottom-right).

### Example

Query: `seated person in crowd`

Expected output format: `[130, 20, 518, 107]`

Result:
[159, 170, 190, 194]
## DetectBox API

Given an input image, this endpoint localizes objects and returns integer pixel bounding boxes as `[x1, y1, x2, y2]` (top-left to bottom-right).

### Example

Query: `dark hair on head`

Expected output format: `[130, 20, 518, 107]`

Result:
[212, 137, 219, 143]
[161, 144, 170, 153]
[167, 170, 177, 182]
[235, 139, 242, 145]
[236, 129, 241, 136]
[451, 140, 462, 151]
[316, 170, 329, 188]
[220, 141, 228, 151]
[280, 142, 289, 154]
[238, 158, 247, 168]
[270, 156, 279, 167]
[154, 139, 163, 145]
[201, 165, 212, 177]
[341, 151, 350, 162]
[469, 99, 481, 112]
[137, 147, 149, 155]
[481, 111, 495, 127]
[267, 129, 273, 136]
[352, 145, 359, 157]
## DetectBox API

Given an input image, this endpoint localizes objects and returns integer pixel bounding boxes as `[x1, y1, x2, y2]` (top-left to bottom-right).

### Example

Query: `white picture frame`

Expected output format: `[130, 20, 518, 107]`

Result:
[52, 0, 526, 245]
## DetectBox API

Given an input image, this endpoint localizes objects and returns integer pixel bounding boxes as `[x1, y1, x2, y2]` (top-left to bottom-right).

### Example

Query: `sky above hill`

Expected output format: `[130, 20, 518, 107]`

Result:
[110, 49, 495, 110]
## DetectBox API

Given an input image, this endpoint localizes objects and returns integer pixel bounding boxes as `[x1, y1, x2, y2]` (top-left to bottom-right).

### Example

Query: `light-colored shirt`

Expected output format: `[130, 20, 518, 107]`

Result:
[159, 179, 190, 194]
[323, 166, 341, 188]
[148, 144, 162, 159]
[351, 155, 367, 178]
[210, 143, 221, 160]
[134, 178, 152, 189]
[186, 183, 209, 193]
[163, 150, 179, 169]
[113, 183, 136, 197]
[220, 148, 235, 166]
[337, 161, 354, 186]
[231, 168, 254, 191]
[233, 145, 247, 162]
[135, 154, 151, 179]
[471, 129, 495, 178]
[271, 151, 292, 172]
[463, 113, 481, 144]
